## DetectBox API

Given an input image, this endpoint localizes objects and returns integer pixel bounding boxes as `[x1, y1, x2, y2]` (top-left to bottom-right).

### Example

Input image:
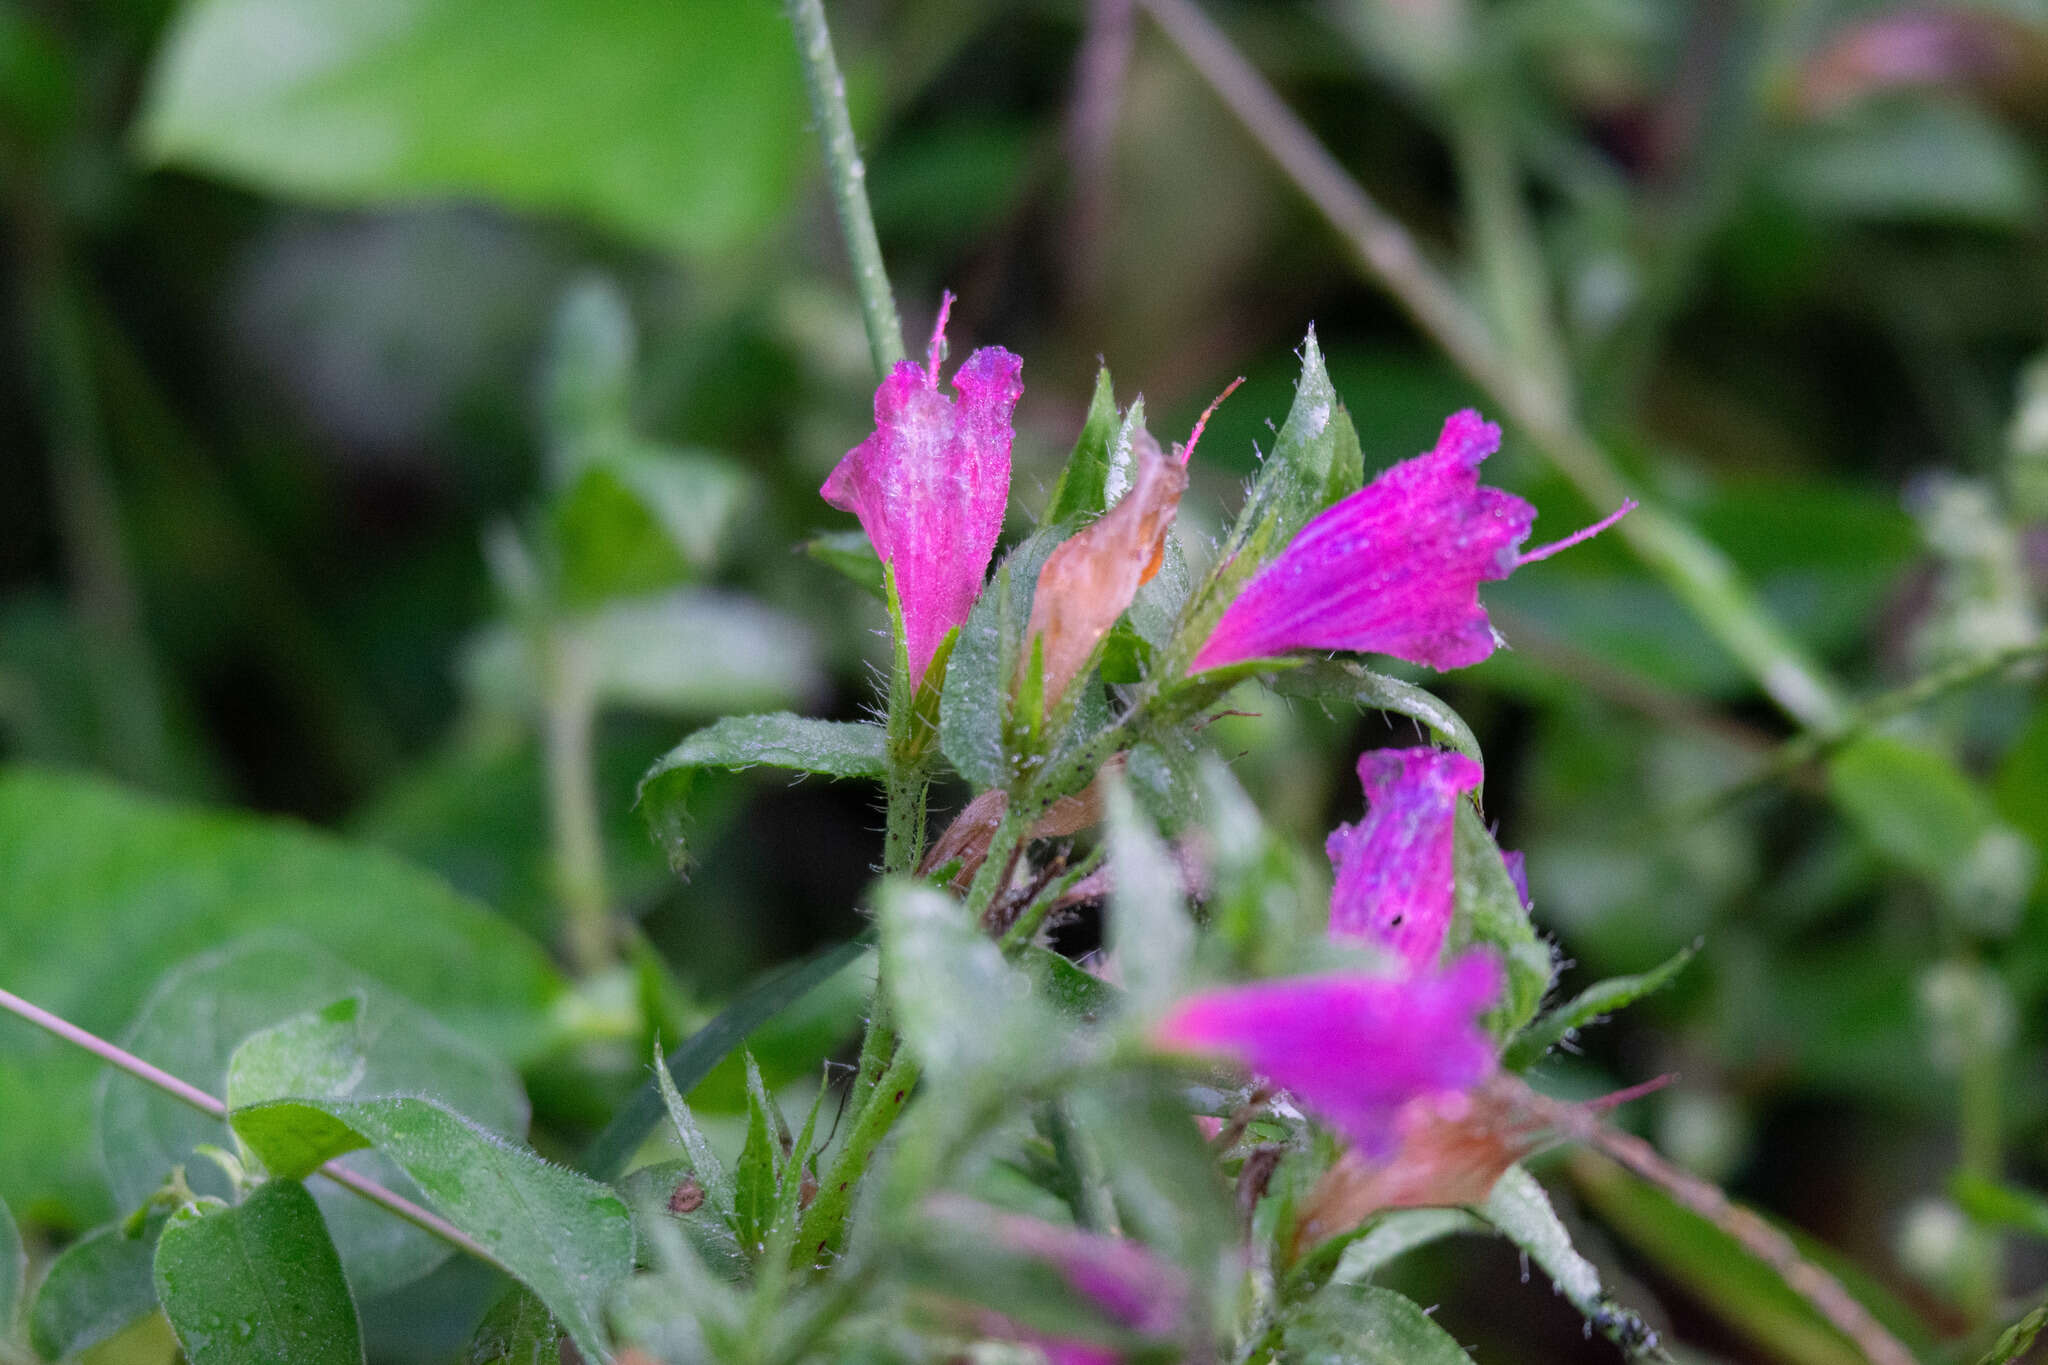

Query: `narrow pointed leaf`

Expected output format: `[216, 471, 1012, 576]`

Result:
[1503, 943, 1696, 1071]
[152, 1179, 364, 1365]
[1044, 366, 1121, 523]
[1481, 1166, 1659, 1360]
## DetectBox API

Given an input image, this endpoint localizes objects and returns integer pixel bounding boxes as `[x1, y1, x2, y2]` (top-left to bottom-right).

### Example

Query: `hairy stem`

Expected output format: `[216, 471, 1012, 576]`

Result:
[1136, 0, 1847, 732]
[0, 984, 508, 1276]
[796, 1052, 918, 1262]
[784, 0, 906, 379]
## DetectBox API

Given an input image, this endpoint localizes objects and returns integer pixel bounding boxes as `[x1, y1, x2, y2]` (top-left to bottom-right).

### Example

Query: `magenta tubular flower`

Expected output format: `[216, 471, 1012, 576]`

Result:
[821, 295, 1023, 687]
[1152, 953, 1502, 1157]
[1190, 409, 1632, 675]
[1327, 747, 1482, 970]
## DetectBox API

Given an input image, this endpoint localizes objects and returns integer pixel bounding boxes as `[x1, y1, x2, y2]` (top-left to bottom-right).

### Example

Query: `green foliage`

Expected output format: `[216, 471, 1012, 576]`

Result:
[464, 1287, 562, 1365]
[1479, 1166, 1659, 1359]
[152, 1179, 364, 1365]
[879, 879, 1054, 1083]
[937, 523, 1073, 790]
[1447, 806, 1552, 1036]
[1043, 366, 1122, 524]
[1282, 1281, 1477, 1364]
[224, 1005, 634, 1361]
[100, 936, 528, 1298]
[637, 715, 888, 871]
[0, 1196, 19, 1342]
[1271, 662, 1484, 768]
[137, 0, 806, 258]
[1503, 943, 1696, 1071]
[0, 767, 562, 1222]
[1978, 1296, 2048, 1365]
[28, 1220, 162, 1361]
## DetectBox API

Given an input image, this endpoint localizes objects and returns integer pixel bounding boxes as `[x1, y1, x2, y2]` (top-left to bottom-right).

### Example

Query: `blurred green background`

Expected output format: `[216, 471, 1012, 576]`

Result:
[7, 0, 2048, 1360]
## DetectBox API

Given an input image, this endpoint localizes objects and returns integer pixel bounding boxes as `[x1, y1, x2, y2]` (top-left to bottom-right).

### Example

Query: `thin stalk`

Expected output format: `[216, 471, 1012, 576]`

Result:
[541, 625, 613, 977]
[785, 0, 906, 379]
[1136, 0, 1848, 733]
[0, 985, 507, 1276]
[795, 1052, 918, 1261]
[883, 763, 929, 875]
[1958, 1026, 2005, 1326]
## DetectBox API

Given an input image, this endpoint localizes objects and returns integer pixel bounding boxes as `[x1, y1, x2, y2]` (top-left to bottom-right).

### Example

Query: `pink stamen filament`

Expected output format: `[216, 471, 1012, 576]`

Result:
[1517, 498, 1637, 565]
[925, 290, 957, 384]
[1178, 375, 1245, 466]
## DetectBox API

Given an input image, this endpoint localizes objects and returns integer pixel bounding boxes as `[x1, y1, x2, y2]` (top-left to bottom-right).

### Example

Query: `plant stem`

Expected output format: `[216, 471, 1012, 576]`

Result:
[795, 1052, 918, 1261]
[785, 0, 906, 379]
[883, 763, 929, 875]
[0, 984, 507, 1276]
[541, 624, 613, 977]
[1958, 1012, 2005, 1326]
[1136, 0, 1848, 733]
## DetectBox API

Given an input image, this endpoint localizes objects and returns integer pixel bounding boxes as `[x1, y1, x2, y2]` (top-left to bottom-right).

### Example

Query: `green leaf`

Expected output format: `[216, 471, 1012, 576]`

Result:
[0, 766, 562, 1223]
[100, 935, 528, 1299]
[1175, 330, 1362, 666]
[464, 1286, 561, 1365]
[580, 935, 870, 1179]
[733, 1052, 779, 1259]
[1103, 777, 1192, 1019]
[802, 530, 886, 598]
[152, 1180, 363, 1365]
[637, 715, 887, 872]
[1772, 101, 2043, 229]
[1829, 735, 2033, 935]
[1447, 806, 1551, 1036]
[878, 878, 1055, 1083]
[137, 0, 805, 258]
[1019, 947, 1118, 1022]
[1951, 1172, 2048, 1243]
[652, 1054, 735, 1224]
[1330, 1209, 1484, 1283]
[28, 1220, 161, 1361]
[1067, 1071, 1233, 1274]
[0, 1194, 20, 1340]
[553, 450, 756, 603]
[615, 1161, 744, 1280]
[938, 525, 1071, 790]
[1502, 942, 1696, 1071]
[1271, 661, 1483, 767]
[224, 1010, 633, 1363]
[1480, 1166, 1659, 1359]
[1281, 1281, 1476, 1364]
[1043, 366, 1121, 523]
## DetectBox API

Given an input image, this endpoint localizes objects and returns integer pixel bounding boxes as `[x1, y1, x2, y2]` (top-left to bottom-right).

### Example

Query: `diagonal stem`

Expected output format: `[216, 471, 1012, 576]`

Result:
[0, 983, 507, 1276]
[1135, 0, 1848, 733]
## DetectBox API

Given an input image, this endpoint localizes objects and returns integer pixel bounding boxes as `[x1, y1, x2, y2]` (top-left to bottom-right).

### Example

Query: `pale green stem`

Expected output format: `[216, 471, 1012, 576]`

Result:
[1136, 0, 1848, 732]
[1959, 1021, 2005, 1326]
[0, 984, 507, 1276]
[541, 626, 612, 977]
[784, 0, 906, 378]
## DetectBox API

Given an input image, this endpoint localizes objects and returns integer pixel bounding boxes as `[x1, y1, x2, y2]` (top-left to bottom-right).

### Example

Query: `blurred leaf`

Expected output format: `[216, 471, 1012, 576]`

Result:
[553, 451, 756, 604]
[636, 715, 886, 872]
[137, 0, 806, 257]
[1281, 1280, 1476, 1363]
[0, 1195, 18, 1339]
[1503, 942, 1696, 1071]
[879, 878, 1053, 1083]
[1481, 1166, 1658, 1358]
[464, 1286, 560, 1365]
[1043, 367, 1122, 524]
[1329, 1208, 1483, 1283]
[0, 766, 562, 1223]
[101, 935, 528, 1300]
[544, 276, 635, 445]
[580, 936, 869, 1179]
[1448, 806, 1551, 1036]
[1067, 1071, 1233, 1275]
[1950, 1172, 2048, 1243]
[1020, 947, 1117, 1022]
[225, 1006, 633, 1363]
[29, 1221, 161, 1361]
[152, 1180, 364, 1365]
[1772, 102, 2043, 229]
[1104, 777, 1193, 1019]
[802, 530, 886, 598]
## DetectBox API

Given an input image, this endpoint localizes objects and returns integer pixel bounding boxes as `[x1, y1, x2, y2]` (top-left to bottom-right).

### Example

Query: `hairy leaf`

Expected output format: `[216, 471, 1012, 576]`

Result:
[1503, 942, 1695, 1071]
[1282, 1280, 1476, 1364]
[1271, 661, 1483, 767]
[1482, 1166, 1659, 1360]
[464, 1286, 561, 1365]
[153, 1179, 363, 1365]
[1043, 366, 1121, 524]
[1447, 807, 1550, 1035]
[28, 1220, 161, 1361]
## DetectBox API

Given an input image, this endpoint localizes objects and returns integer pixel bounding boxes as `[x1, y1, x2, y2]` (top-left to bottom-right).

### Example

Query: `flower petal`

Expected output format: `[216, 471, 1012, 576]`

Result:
[1191, 409, 1531, 673]
[1152, 953, 1501, 1157]
[1326, 747, 1482, 970]
[821, 306, 1022, 687]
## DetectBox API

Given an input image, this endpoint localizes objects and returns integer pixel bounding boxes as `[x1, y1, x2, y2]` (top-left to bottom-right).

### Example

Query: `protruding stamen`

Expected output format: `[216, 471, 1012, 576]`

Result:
[925, 290, 957, 384]
[1517, 498, 1637, 565]
[1177, 375, 1245, 466]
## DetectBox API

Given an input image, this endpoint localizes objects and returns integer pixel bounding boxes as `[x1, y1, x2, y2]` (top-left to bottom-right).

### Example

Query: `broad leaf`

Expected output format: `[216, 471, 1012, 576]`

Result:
[465, 1286, 561, 1365]
[802, 531, 886, 597]
[1480, 1166, 1659, 1359]
[1281, 1281, 1476, 1364]
[1447, 807, 1551, 1036]
[1104, 778, 1192, 1019]
[0, 766, 561, 1223]
[1503, 942, 1695, 1071]
[152, 1180, 364, 1365]
[552, 450, 756, 603]
[1043, 367, 1122, 523]
[138, 0, 806, 258]
[28, 1220, 161, 1361]
[225, 1009, 633, 1362]
[637, 715, 887, 871]
[878, 879, 1054, 1083]
[100, 935, 528, 1299]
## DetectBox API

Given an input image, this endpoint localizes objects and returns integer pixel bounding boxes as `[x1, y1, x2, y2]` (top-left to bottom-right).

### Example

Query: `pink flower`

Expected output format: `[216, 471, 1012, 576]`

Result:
[821, 295, 1023, 686]
[1327, 747, 1481, 971]
[1190, 409, 1632, 674]
[1152, 953, 1502, 1157]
